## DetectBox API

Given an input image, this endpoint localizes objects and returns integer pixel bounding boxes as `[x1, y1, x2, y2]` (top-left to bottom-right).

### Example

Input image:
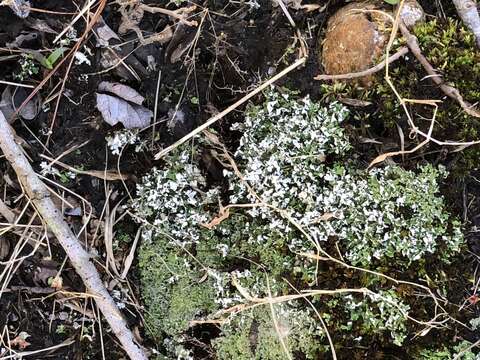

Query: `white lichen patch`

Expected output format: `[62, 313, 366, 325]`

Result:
[133, 90, 464, 359]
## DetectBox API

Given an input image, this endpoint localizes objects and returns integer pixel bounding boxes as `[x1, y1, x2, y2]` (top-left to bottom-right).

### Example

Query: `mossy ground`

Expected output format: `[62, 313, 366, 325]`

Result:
[320, 18, 480, 175]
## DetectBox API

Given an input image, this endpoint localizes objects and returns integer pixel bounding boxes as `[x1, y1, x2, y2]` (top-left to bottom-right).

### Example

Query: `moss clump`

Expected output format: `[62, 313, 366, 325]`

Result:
[135, 151, 222, 339]
[416, 340, 478, 359]
[414, 18, 480, 104]
[133, 91, 464, 358]
[320, 18, 480, 172]
[213, 303, 324, 360]
[139, 241, 217, 338]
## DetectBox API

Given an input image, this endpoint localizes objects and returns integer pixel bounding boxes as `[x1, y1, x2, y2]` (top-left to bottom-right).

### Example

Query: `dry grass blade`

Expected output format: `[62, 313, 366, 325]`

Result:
[104, 195, 122, 278]
[266, 276, 293, 360]
[0, 80, 34, 89]
[0, 337, 76, 359]
[120, 227, 141, 279]
[40, 155, 131, 181]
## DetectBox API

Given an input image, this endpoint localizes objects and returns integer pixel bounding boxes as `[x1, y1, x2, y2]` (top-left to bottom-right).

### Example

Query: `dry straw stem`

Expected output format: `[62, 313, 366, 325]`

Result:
[154, 57, 307, 160]
[39, 154, 131, 181]
[0, 111, 148, 360]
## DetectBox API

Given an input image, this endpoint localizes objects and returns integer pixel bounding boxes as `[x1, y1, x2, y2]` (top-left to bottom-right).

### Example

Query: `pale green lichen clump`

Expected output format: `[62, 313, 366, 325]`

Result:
[133, 90, 464, 358]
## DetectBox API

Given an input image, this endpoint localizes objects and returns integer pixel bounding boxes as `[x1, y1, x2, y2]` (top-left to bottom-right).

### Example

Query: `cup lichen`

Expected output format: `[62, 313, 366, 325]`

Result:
[133, 90, 464, 358]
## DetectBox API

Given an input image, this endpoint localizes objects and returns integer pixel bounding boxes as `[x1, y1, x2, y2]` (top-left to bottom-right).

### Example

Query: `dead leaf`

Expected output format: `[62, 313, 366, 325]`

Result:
[10, 332, 31, 350]
[201, 205, 230, 229]
[6, 32, 39, 48]
[121, 227, 141, 279]
[2, 0, 30, 18]
[338, 97, 373, 107]
[468, 294, 480, 305]
[358, 136, 383, 145]
[318, 212, 337, 221]
[0, 236, 10, 260]
[368, 151, 401, 169]
[118, 2, 144, 35]
[14, 87, 41, 120]
[98, 81, 145, 105]
[0, 87, 15, 123]
[1, 86, 41, 122]
[142, 25, 173, 46]
[25, 18, 58, 34]
[93, 16, 120, 47]
[166, 23, 196, 63]
[33, 260, 58, 285]
[49, 276, 63, 290]
[301, 3, 325, 12]
[98, 49, 137, 81]
[276, 0, 326, 12]
[96, 93, 152, 129]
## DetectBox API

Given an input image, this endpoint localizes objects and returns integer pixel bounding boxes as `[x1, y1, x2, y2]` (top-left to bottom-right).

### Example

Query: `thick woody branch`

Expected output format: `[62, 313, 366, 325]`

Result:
[0, 111, 148, 360]
[453, 0, 480, 48]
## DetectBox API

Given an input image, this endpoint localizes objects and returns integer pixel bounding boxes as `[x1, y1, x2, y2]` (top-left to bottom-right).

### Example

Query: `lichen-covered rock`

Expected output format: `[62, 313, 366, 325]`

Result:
[400, 0, 425, 29]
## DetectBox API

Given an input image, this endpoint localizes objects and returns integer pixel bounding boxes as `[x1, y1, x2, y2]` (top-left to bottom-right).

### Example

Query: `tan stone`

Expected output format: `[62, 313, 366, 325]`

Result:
[319, 1, 390, 86]
[319, 1, 425, 86]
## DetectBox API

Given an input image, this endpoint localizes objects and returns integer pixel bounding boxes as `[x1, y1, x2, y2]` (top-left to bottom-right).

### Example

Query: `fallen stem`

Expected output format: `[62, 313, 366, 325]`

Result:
[314, 46, 409, 81]
[0, 111, 147, 360]
[399, 22, 480, 118]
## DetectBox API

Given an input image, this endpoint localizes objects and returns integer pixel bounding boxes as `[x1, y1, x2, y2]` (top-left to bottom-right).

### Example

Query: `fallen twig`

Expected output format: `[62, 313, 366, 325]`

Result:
[3, 285, 56, 294]
[453, 0, 480, 48]
[0, 111, 147, 360]
[399, 22, 480, 118]
[314, 46, 409, 81]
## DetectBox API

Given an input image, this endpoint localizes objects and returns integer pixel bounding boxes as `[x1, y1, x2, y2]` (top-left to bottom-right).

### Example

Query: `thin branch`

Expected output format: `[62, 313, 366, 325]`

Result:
[314, 46, 409, 81]
[0, 111, 148, 360]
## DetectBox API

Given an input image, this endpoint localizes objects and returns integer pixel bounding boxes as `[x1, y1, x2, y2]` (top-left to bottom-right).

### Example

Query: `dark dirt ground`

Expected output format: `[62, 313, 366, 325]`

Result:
[0, 0, 480, 359]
